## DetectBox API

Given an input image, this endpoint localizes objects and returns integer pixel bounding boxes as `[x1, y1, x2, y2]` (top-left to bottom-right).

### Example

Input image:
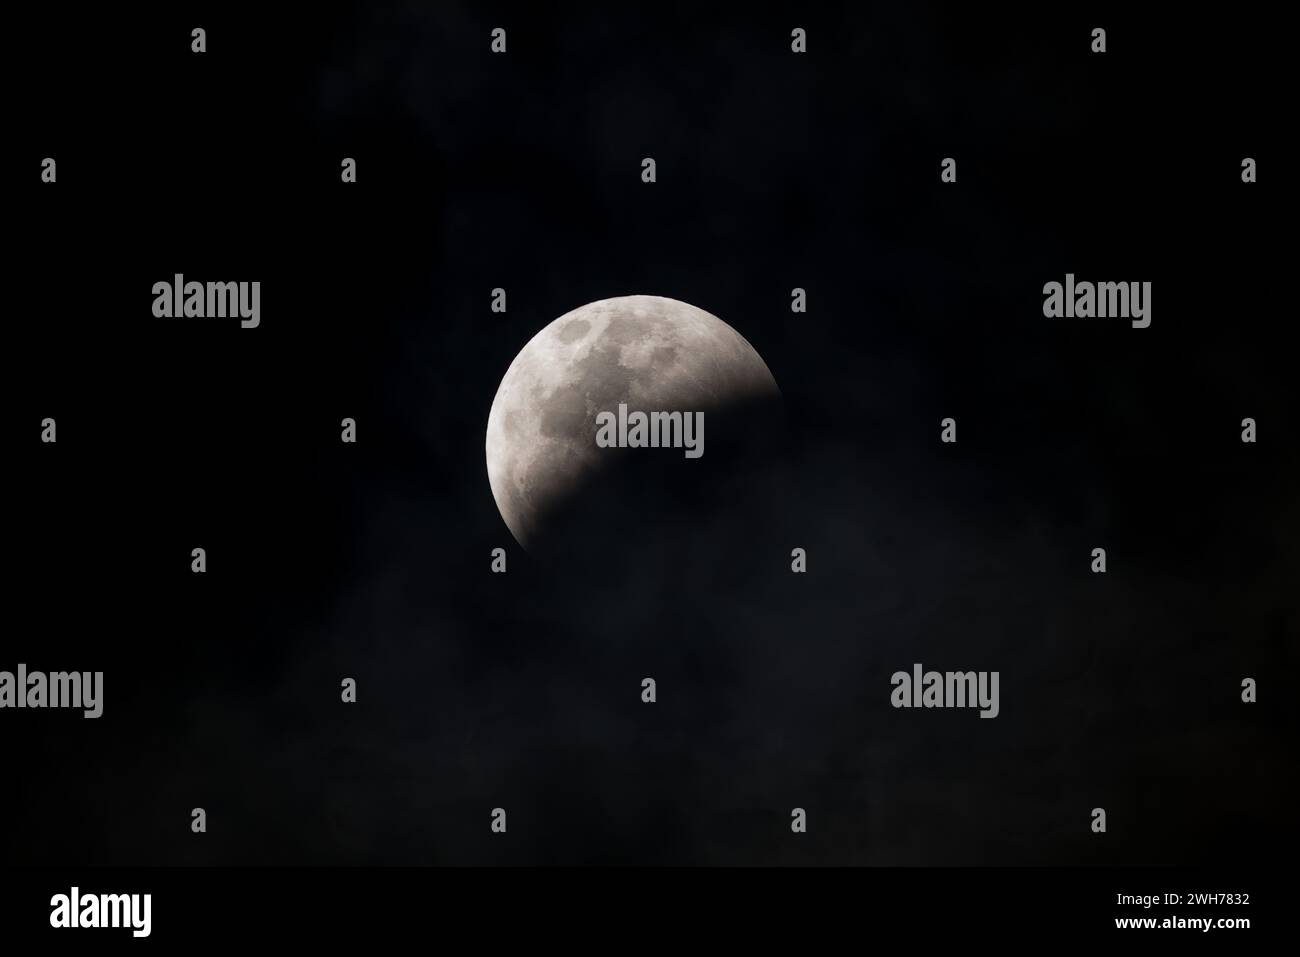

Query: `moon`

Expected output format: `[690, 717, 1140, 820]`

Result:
[485, 295, 781, 551]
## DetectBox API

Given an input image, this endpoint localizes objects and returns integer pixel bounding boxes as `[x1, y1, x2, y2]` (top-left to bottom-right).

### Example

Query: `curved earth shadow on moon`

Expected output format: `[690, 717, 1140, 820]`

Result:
[524, 392, 793, 577]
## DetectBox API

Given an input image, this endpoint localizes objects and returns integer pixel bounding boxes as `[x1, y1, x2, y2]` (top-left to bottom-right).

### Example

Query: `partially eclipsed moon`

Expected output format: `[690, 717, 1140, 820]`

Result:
[485, 295, 780, 550]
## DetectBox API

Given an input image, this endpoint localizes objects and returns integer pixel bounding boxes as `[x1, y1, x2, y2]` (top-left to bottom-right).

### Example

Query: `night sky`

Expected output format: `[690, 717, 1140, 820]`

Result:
[7, 4, 1293, 866]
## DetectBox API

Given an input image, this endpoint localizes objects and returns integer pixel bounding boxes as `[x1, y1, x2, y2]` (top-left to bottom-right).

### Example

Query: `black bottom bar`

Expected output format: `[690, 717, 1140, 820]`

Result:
[0, 866, 1265, 944]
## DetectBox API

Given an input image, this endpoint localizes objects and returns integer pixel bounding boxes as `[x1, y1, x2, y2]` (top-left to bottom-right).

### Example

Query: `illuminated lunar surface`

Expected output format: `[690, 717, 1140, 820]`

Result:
[485, 295, 780, 550]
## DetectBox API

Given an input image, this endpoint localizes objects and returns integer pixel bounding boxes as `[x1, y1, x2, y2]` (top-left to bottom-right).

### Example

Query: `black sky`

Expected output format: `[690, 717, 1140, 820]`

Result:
[5, 3, 1294, 866]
